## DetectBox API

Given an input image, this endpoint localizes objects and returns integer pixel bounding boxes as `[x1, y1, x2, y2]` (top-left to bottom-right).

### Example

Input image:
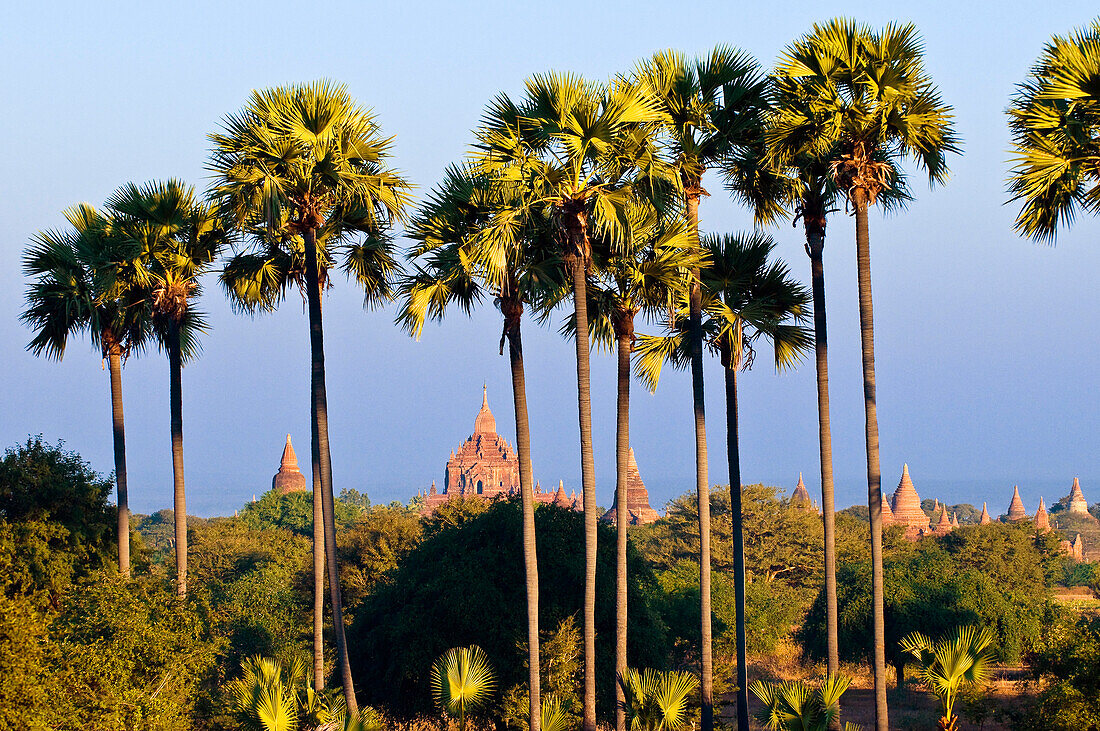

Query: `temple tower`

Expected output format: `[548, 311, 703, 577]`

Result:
[933, 505, 953, 534]
[602, 449, 660, 525]
[1007, 486, 1027, 522]
[890, 464, 930, 531]
[272, 435, 307, 494]
[1035, 497, 1050, 532]
[1067, 477, 1089, 515]
[979, 502, 991, 525]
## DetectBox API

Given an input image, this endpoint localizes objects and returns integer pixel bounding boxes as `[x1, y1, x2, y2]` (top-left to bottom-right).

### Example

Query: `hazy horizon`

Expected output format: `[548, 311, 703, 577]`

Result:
[3, 1, 1099, 519]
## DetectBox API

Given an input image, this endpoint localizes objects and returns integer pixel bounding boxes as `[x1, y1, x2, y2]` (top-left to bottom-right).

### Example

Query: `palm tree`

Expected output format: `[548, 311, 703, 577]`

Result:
[210, 80, 412, 714]
[431, 645, 496, 731]
[577, 204, 700, 731]
[400, 164, 560, 731]
[1007, 19, 1100, 242]
[21, 205, 150, 578]
[635, 232, 811, 731]
[107, 180, 225, 598]
[619, 668, 699, 731]
[750, 675, 862, 731]
[900, 626, 995, 731]
[635, 50, 769, 730]
[772, 21, 960, 730]
[473, 72, 676, 731]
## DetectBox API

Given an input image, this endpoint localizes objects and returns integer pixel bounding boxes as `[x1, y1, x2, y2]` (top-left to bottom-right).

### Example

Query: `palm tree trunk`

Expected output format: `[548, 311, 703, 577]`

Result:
[614, 326, 632, 731]
[302, 226, 357, 716]
[568, 250, 599, 731]
[504, 305, 541, 731]
[107, 344, 130, 579]
[806, 216, 839, 678]
[167, 321, 187, 598]
[807, 215, 842, 731]
[853, 190, 888, 731]
[686, 192, 713, 731]
[312, 446, 325, 688]
[723, 363, 749, 731]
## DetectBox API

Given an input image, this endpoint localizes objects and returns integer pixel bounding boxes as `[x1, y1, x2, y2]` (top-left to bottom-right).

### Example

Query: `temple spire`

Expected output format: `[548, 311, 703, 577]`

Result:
[979, 502, 991, 524]
[1007, 485, 1027, 522]
[1035, 496, 1050, 532]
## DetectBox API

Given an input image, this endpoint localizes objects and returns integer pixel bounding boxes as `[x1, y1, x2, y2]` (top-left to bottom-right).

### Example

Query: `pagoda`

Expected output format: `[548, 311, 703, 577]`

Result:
[931, 505, 953, 535]
[791, 473, 817, 513]
[1007, 486, 1027, 522]
[890, 464, 930, 534]
[272, 435, 307, 494]
[979, 502, 992, 524]
[1067, 478, 1089, 515]
[602, 449, 660, 525]
[1035, 497, 1050, 532]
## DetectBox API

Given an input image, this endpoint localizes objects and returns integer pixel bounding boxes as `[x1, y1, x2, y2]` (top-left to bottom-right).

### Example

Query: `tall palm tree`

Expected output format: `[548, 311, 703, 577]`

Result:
[635, 232, 811, 731]
[400, 164, 560, 731]
[210, 80, 412, 714]
[772, 20, 960, 730]
[21, 205, 150, 578]
[573, 204, 700, 731]
[473, 72, 676, 731]
[635, 50, 769, 729]
[756, 62, 910, 701]
[107, 179, 226, 598]
[1007, 19, 1100, 242]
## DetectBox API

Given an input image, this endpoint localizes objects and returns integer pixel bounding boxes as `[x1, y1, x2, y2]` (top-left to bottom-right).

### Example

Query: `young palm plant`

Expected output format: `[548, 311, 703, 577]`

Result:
[1007, 19, 1100, 242]
[750, 675, 862, 731]
[771, 21, 960, 730]
[900, 626, 995, 731]
[106, 179, 225, 598]
[400, 164, 561, 731]
[21, 205, 151, 578]
[210, 81, 412, 711]
[619, 668, 699, 731]
[635, 232, 811, 729]
[431, 645, 497, 731]
[634, 51, 770, 730]
[473, 72, 676, 731]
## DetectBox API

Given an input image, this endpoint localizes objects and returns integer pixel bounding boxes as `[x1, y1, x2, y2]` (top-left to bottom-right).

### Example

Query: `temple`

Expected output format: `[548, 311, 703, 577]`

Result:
[890, 464, 930, 537]
[601, 449, 661, 525]
[1007, 486, 1027, 521]
[1067, 477, 1089, 514]
[272, 435, 307, 494]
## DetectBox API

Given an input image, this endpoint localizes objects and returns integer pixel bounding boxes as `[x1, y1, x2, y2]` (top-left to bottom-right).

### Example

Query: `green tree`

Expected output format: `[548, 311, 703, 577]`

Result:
[473, 72, 675, 731]
[1007, 19, 1100, 242]
[401, 163, 562, 731]
[107, 179, 225, 597]
[21, 206, 149, 577]
[212, 80, 412, 709]
[241, 490, 361, 537]
[635, 49, 770, 731]
[750, 675, 862, 731]
[772, 21, 960, 729]
[900, 626, 995, 731]
[1023, 613, 1100, 730]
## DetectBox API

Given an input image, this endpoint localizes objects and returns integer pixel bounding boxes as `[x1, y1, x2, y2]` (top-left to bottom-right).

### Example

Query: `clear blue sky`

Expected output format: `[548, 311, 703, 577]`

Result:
[1, 0, 1097, 517]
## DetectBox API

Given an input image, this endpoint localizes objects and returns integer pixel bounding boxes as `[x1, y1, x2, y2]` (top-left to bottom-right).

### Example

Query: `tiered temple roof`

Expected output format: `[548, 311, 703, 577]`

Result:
[1068, 477, 1089, 515]
[602, 449, 660, 525]
[1007, 486, 1027, 522]
[890, 464, 930, 533]
[272, 435, 307, 494]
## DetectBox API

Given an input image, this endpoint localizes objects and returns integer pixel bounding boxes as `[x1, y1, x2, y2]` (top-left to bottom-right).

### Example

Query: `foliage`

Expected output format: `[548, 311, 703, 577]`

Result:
[348, 499, 667, 721]
[337, 504, 423, 620]
[900, 626, 995, 731]
[1018, 612, 1100, 730]
[749, 675, 862, 731]
[431, 645, 496, 731]
[239, 489, 362, 536]
[0, 436, 116, 581]
[500, 616, 582, 731]
[338, 488, 372, 512]
[619, 668, 699, 731]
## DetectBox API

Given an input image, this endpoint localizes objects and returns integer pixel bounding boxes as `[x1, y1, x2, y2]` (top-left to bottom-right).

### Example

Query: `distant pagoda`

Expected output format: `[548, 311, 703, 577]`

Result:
[790, 473, 817, 513]
[1035, 497, 1050, 532]
[1067, 477, 1089, 515]
[890, 464, 930, 533]
[1007, 486, 1027, 522]
[272, 435, 307, 494]
[979, 502, 992, 524]
[602, 449, 660, 526]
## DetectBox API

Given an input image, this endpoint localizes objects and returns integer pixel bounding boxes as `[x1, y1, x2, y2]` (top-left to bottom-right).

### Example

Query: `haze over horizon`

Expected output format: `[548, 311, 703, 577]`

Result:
[2, 0, 1098, 518]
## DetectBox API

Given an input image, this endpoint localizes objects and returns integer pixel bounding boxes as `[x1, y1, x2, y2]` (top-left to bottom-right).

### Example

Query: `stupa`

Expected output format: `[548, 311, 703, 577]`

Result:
[890, 464, 930, 533]
[602, 449, 660, 525]
[1035, 497, 1050, 532]
[1067, 478, 1089, 515]
[979, 502, 992, 525]
[791, 472, 813, 505]
[272, 435, 307, 494]
[1007, 486, 1027, 521]
[881, 493, 895, 526]
[950, 512, 960, 528]
[932, 505, 953, 535]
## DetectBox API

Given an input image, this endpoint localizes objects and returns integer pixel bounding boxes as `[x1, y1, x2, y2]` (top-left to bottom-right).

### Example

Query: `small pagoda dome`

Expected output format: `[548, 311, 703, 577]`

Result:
[934, 505, 953, 533]
[979, 502, 992, 525]
[272, 435, 307, 494]
[1007, 486, 1027, 522]
[473, 385, 497, 435]
[950, 512, 960, 528]
[890, 464, 929, 530]
[1068, 477, 1089, 515]
[1035, 497, 1050, 532]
